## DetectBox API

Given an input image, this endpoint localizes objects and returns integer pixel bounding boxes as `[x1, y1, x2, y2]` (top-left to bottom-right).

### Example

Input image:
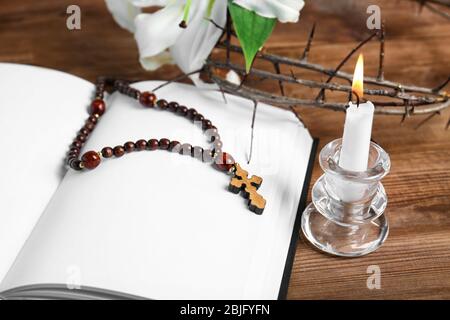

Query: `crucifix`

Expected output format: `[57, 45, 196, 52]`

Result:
[229, 163, 266, 215]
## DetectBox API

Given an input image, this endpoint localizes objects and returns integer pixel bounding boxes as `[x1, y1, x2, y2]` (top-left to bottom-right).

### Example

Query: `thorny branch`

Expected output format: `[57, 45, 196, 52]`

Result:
[412, 0, 450, 20]
[203, 20, 450, 127]
[152, 7, 449, 151]
[152, 8, 449, 162]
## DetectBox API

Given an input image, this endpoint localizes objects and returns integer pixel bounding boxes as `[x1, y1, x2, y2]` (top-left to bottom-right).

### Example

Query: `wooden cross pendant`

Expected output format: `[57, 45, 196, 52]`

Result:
[228, 163, 266, 215]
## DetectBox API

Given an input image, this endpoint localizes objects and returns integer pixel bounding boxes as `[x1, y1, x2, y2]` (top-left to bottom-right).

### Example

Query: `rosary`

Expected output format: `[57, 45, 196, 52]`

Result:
[65, 78, 266, 214]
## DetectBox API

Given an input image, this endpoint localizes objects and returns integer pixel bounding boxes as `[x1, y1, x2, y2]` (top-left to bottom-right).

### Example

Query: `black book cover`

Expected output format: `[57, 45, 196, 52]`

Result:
[278, 138, 319, 299]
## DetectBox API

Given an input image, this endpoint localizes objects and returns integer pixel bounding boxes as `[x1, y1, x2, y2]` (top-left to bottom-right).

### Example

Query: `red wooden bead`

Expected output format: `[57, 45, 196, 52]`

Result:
[67, 151, 78, 159]
[72, 141, 82, 149]
[148, 139, 159, 150]
[91, 99, 106, 116]
[113, 146, 125, 157]
[139, 91, 156, 107]
[177, 106, 188, 116]
[85, 122, 95, 132]
[67, 157, 77, 166]
[168, 102, 179, 112]
[77, 134, 87, 143]
[215, 152, 235, 171]
[136, 139, 147, 150]
[213, 140, 223, 150]
[70, 147, 80, 154]
[202, 119, 212, 130]
[194, 114, 204, 122]
[71, 160, 83, 171]
[169, 140, 180, 151]
[101, 147, 113, 158]
[159, 138, 170, 150]
[124, 141, 136, 153]
[187, 108, 197, 119]
[192, 146, 203, 160]
[156, 99, 168, 109]
[87, 115, 98, 124]
[180, 143, 192, 155]
[79, 128, 89, 136]
[81, 151, 101, 169]
[202, 149, 214, 163]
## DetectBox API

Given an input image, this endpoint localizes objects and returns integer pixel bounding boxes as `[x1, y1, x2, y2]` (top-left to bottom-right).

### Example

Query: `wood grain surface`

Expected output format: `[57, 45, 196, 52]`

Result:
[1, 0, 449, 299]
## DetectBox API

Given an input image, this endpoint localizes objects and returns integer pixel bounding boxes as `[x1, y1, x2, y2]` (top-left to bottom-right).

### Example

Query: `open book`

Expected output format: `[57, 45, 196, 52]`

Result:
[0, 63, 316, 300]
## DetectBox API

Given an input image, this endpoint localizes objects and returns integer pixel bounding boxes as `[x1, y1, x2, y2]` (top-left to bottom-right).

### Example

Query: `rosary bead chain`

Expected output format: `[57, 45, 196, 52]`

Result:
[67, 113, 100, 170]
[66, 78, 231, 172]
[76, 138, 231, 169]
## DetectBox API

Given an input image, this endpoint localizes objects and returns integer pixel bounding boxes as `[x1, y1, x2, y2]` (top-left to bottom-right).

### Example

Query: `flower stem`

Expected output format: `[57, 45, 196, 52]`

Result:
[179, 0, 192, 28]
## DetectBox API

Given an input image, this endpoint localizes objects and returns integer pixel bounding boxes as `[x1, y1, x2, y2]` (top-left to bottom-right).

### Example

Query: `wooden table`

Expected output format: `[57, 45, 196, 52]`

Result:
[1, 0, 449, 299]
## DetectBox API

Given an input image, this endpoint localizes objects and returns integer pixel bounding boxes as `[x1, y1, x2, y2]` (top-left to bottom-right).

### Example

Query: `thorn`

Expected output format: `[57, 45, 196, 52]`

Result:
[273, 62, 285, 96]
[433, 75, 450, 93]
[377, 23, 386, 81]
[248, 100, 258, 165]
[315, 32, 378, 101]
[301, 22, 316, 61]
[400, 113, 407, 124]
[414, 111, 440, 130]
[422, 2, 450, 20]
[418, 0, 426, 13]
[152, 68, 203, 92]
[290, 69, 297, 80]
[219, 86, 228, 104]
[210, 76, 228, 104]
[316, 90, 325, 102]
[400, 103, 410, 125]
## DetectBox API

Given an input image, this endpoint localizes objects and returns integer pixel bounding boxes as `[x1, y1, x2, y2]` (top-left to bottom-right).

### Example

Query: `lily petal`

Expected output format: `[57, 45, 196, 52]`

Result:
[170, 0, 227, 76]
[140, 51, 174, 71]
[134, 3, 184, 70]
[226, 70, 241, 85]
[232, 0, 305, 23]
[105, 0, 141, 32]
[130, 0, 169, 7]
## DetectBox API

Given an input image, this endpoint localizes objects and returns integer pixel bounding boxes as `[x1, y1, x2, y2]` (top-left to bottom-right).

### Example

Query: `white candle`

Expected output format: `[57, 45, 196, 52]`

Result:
[338, 54, 375, 203]
[339, 54, 374, 172]
[339, 101, 374, 171]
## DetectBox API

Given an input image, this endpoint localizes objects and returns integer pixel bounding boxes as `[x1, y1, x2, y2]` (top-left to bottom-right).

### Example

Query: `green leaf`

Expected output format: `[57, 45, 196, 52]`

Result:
[228, 2, 276, 73]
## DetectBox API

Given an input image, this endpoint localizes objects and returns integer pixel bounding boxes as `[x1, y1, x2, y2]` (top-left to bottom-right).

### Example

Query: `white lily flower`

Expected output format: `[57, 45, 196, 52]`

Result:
[104, 0, 169, 32]
[233, 0, 305, 23]
[105, 0, 141, 32]
[134, 0, 228, 87]
[105, 0, 305, 84]
[106, 0, 227, 86]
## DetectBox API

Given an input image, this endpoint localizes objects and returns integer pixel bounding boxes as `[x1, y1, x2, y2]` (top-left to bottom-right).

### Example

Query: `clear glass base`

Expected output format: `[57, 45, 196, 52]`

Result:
[300, 139, 391, 257]
[301, 203, 389, 257]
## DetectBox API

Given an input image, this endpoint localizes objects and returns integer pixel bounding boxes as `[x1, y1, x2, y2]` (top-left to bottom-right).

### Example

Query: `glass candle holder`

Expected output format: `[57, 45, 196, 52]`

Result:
[301, 138, 390, 257]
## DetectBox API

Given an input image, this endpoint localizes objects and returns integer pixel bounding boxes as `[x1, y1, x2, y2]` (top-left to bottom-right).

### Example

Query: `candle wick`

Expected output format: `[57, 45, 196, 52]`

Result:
[352, 90, 360, 108]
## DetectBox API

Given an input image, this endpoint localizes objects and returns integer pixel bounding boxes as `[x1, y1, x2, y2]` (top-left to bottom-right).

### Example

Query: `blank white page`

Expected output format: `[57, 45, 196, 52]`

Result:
[0, 64, 93, 283]
[1, 81, 313, 299]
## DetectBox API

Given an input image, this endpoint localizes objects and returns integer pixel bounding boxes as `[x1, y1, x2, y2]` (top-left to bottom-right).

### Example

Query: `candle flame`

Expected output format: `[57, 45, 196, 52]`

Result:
[352, 54, 364, 100]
